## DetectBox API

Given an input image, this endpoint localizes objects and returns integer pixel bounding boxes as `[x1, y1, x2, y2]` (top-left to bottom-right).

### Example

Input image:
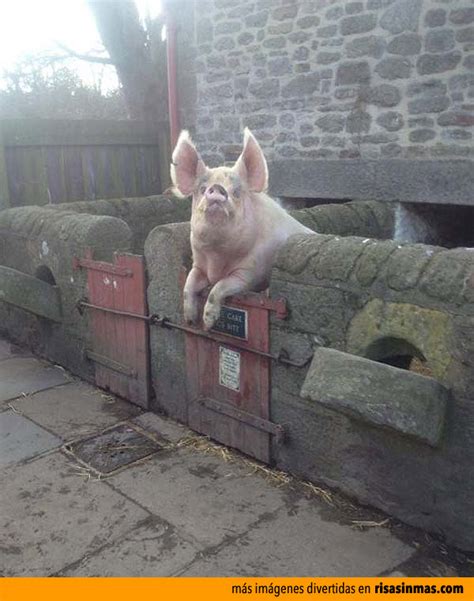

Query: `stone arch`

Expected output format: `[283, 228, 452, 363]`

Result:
[346, 299, 452, 382]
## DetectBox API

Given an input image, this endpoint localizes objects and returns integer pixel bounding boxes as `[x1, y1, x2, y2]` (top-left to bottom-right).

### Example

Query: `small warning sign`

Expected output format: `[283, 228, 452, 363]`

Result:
[219, 346, 241, 391]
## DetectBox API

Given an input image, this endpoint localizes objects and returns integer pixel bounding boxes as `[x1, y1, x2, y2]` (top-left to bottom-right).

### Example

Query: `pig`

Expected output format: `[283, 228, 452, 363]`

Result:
[171, 127, 314, 330]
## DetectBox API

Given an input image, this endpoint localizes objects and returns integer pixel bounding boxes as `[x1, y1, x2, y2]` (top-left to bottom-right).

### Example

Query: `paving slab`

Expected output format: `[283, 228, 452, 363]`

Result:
[109, 448, 287, 548]
[8, 381, 141, 440]
[62, 519, 199, 576]
[0, 357, 70, 405]
[132, 411, 192, 444]
[179, 498, 414, 577]
[0, 410, 62, 468]
[0, 451, 149, 576]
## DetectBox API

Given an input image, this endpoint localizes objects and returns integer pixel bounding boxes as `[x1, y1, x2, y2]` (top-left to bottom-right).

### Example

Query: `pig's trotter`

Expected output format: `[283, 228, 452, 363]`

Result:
[183, 266, 209, 325]
[183, 298, 199, 325]
[203, 298, 222, 331]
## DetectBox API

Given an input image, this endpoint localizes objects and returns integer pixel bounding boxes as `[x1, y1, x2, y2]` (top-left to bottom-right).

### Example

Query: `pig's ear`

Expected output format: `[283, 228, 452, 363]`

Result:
[235, 127, 268, 193]
[170, 130, 207, 197]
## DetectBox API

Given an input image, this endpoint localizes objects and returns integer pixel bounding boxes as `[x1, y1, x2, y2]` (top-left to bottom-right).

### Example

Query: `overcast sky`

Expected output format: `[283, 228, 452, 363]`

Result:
[0, 0, 162, 90]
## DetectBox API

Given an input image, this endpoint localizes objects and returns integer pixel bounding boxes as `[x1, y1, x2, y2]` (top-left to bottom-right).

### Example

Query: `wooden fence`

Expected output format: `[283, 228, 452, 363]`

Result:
[0, 119, 171, 209]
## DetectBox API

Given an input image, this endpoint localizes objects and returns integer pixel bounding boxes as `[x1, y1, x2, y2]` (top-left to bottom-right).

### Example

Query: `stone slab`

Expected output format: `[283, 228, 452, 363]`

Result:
[301, 348, 448, 446]
[180, 498, 414, 577]
[131, 411, 192, 444]
[0, 357, 71, 404]
[9, 381, 140, 440]
[269, 159, 473, 206]
[0, 265, 62, 322]
[61, 519, 198, 576]
[0, 451, 149, 576]
[0, 410, 62, 468]
[109, 449, 286, 548]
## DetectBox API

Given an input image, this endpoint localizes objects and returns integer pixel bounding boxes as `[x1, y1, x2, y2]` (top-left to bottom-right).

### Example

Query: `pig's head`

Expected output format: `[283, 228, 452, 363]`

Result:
[171, 128, 268, 224]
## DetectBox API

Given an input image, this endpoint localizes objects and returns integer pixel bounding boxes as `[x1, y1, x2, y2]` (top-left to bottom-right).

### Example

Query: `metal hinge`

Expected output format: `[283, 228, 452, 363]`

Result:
[198, 397, 285, 444]
[85, 350, 137, 378]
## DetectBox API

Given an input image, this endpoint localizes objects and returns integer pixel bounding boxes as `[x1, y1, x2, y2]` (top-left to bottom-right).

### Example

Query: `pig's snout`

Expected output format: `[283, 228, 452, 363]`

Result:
[205, 184, 228, 205]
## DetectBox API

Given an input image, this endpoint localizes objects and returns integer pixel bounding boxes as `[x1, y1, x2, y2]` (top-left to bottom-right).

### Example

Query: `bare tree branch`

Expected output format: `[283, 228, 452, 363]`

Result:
[54, 41, 114, 65]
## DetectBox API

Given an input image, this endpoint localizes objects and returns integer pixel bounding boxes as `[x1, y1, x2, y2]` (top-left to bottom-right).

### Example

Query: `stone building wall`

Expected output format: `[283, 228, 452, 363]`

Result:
[171, 0, 473, 166]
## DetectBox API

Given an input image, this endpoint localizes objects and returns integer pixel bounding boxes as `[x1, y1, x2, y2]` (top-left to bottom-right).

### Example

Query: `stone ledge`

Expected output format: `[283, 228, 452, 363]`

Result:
[301, 347, 449, 446]
[0, 266, 62, 322]
[269, 159, 473, 205]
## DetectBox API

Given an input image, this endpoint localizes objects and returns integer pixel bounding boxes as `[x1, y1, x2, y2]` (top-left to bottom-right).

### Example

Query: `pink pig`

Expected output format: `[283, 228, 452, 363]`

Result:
[171, 127, 313, 330]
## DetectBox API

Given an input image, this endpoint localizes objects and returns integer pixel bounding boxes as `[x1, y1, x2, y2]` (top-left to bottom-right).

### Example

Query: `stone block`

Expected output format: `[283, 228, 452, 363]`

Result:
[449, 7, 474, 25]
[346, 35, 386, 58]
[360, 84, 401, 107]
[387, 33, 421, 55]
[340, 14, 377, 35]
[282, 73, 320, 97]
[424, 8, 446, 28]
[375, 57, 412, 80]
[408, 95, 450, 114]
[336, 62, 371, 85]
[380, 0, 422, 34]
[377, 111, 404, 131]
[346, 111, 372, 133]
[301, 348, 449, 446]
[0, 266, 62, 322]
[245, 10, 268, 28]
[417, 52, 462, 75]
[409, 129, 436, 142]
[315, 114, 345, 133]
[425, 29, 456, 53]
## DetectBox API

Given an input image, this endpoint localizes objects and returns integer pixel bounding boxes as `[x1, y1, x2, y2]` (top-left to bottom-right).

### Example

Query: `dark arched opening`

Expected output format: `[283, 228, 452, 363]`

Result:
[365, 337, 433, 377]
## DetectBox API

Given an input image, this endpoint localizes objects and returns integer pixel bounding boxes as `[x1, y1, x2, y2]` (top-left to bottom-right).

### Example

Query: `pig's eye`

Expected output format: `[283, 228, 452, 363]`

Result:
[233, 186, 241, 199]
[199, 185, 207, 195]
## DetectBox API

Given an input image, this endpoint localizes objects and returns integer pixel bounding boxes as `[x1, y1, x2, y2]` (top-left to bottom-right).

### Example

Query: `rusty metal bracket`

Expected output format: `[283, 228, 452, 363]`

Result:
[198, 397, 285, 444]
[85, 350, 138, 378]
[73, 257, 133, 277]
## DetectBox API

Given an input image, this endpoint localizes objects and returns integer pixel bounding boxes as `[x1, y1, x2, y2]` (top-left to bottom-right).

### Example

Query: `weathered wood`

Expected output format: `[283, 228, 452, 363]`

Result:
[0, 118, 169, 207]
[0, 124, 10, 209]
[0, 119, 165, 146]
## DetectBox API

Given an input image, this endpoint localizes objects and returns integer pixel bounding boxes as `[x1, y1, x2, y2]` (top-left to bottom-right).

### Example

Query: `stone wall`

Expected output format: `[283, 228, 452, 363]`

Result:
[145, 203, 474, 551]
[48, 195, 191, 253]
[171, 0, 473, 166]
[269, 232, 474, 551]
[0, 196, 191, 377]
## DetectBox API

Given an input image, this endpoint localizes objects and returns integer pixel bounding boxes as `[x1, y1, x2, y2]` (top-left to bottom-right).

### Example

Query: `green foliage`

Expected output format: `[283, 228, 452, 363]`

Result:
[0, 57, 128, 119]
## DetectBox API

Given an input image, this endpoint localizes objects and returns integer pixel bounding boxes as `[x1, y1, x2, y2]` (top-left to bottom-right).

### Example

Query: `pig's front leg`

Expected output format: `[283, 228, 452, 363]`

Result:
[183, 266, 209, 324]
[203, 270, 252, 331]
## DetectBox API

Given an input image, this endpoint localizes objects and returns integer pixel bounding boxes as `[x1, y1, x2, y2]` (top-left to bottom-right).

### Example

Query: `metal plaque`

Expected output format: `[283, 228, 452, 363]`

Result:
[219, 346, 241, 391]
[212, 306, 248, 340]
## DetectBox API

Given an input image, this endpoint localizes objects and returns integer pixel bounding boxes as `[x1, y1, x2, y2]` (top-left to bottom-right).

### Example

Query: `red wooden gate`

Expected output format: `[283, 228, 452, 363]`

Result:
[73, 249, 150, 408]
[185, 292, 287, 464]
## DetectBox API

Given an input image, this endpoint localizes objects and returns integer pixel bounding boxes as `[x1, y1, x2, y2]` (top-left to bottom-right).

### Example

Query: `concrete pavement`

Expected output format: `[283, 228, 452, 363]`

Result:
[0, 337, 471, 577]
